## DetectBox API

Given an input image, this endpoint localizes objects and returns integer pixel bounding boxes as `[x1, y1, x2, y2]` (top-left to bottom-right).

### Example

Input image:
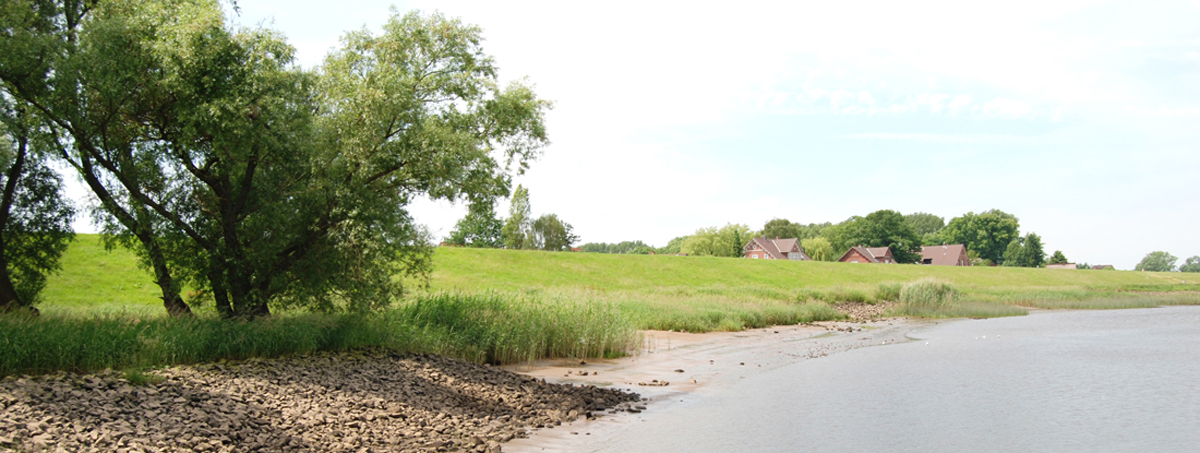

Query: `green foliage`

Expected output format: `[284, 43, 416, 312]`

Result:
[941, 210, 1020, 265]
[897, 278, 959, 312]
[827, 210, 922, 263]
[2, 4, 546, 318]
[581, 240, 652, 254]
[1049, 250, 1069, 265]
[1135, 251, 1178, 272]
[801, 237, 836, 261]
[502, 185, 532, 250]
[1002, 233, 1046, 268]
[876, 282, 902, 302]
[904, 212, 945, 238]
[1180, 256, 1200, 273]
[680, 224, 753, 257]
[0, 130, 75, 309]
[530, 214, 578, 251]
[445, 199, 504, 248]
[656, 236, 688, 254]
[761, 218, 802, 240]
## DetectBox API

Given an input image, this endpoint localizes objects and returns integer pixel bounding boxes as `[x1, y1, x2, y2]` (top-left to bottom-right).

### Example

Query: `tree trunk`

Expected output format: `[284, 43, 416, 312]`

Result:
[131, 202, 191, 317]
[0, 132, 28, 311]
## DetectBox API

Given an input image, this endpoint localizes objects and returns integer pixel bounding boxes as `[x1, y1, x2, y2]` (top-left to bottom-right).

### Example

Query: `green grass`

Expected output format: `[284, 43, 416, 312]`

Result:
[7, 237, 1196, 376]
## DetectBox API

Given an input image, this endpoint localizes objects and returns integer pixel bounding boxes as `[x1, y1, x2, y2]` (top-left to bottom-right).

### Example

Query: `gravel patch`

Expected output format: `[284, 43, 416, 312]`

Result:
[832, 301, 898, 320]
[0, 349, 641, 452]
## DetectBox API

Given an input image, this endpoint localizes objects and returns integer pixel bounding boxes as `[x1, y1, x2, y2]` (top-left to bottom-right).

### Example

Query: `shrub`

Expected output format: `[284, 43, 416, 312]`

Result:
[876, 282, 902, 302]
[899, 278, 959, 311]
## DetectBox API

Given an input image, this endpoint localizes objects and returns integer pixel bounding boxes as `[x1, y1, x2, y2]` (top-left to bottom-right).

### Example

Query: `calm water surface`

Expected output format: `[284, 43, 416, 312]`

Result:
[586, 306, 1200, 452]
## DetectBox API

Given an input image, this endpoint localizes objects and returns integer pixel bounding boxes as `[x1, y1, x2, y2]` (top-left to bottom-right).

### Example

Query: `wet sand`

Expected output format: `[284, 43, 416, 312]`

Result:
[503, 316, 930, 452]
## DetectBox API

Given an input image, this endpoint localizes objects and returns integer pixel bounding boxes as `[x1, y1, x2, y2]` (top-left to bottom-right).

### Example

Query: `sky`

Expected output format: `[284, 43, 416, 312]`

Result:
[65, 0, 1200, 269]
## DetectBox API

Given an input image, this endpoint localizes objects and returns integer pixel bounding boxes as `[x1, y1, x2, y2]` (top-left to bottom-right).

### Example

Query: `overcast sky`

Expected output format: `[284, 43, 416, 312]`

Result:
[67, 0, 1200, 269]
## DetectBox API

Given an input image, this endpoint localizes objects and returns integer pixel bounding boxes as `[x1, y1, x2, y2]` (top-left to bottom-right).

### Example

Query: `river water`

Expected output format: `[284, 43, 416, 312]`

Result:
[569, 306, 1200, 452]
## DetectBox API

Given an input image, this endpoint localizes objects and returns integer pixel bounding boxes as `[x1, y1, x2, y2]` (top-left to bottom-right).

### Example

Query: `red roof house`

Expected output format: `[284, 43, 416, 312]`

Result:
[744, 237, 811, 261]
[920, 244, 971, 266]
[838, 245, 896, 264]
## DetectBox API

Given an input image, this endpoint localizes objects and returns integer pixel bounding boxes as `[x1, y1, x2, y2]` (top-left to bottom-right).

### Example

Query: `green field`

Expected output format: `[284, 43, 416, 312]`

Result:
[7, 235, 1193, 376]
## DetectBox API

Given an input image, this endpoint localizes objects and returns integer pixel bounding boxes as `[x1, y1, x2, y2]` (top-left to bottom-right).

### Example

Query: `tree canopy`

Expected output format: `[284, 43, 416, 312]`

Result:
[1002, 233, 1046, 268]
[826, 210, 922, 263]
[940, 210, 1020, 265]
[1179, 256, 1200, 273]
[445, 198, 504, 248]
[1135, 251, 1178, 272]
[904, 212, 945, 244]
[800, 237, 835, 262]
[1048, 250, 1069, 265]
[681, 224, 752, 258]
[0, 2, 549, 317]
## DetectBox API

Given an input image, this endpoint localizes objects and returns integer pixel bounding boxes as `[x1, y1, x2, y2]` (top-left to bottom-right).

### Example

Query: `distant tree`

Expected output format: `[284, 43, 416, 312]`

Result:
[1076, 262, 1092, 270]
[1135, 251, 1178, 272]
[580, 240, 651, 254]
[904, 212, 945, 236]
[530, 214, 578, 251]
[656, 236, 688, 255]
[502, 185, 533, 249]
[681, 224, 752, 257]
[1002, 233, 1046, 268]
[0, 127, 75, 313]
[941, 210, 1021, 265]
[1180, 256, 1200, 273]
[761, 218, 802, 240]
[801, 237, 836, 262]
[445, 198, 504, 248]
[1048, 250, 1069, 265]
[827, 210, 922, 263]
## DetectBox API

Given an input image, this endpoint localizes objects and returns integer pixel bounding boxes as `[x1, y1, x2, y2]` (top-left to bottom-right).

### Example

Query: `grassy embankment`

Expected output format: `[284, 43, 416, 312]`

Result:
[4, 235, 1197, 376]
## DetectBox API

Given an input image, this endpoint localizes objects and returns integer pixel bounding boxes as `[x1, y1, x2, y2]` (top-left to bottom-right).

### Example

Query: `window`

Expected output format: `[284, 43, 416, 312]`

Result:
[752, 254, 759, 259]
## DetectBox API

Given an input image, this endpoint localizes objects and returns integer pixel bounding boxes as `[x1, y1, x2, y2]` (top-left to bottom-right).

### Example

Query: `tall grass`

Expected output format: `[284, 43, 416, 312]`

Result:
[394, 291, 639, 364]
[891, 278, 1027, 318]
[0, 292, 641, 377]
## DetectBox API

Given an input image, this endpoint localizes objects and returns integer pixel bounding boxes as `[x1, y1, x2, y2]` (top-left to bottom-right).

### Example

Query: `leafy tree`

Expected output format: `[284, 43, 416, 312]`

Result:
[581, 240, 651, 254]
[904, 212, 945, 238]
[681, 224, 752, 257]
[1002, 233, 1046, 268]
[827, 210, 922, 263]
[1076, 263, 1091, 270]
[1048, 250, 1069, 265]
[761, 218, 802, 240]
[2, 3, 548, 318]
[801, 237, 835, 262]
[445, 198, 504, 248]
[656, 236, 688, 255]
[941, 210, 1021, 265]
[1180, 256, 1200, 273]
[1135, 251, 1178, 272]
[0, 124, 74, 313]
[530, 214, 578, 251]
[502, 185, 533, 250]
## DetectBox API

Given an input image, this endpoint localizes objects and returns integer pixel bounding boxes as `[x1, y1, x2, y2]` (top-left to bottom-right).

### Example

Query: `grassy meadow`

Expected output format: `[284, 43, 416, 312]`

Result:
[4, 235, 1196, 376]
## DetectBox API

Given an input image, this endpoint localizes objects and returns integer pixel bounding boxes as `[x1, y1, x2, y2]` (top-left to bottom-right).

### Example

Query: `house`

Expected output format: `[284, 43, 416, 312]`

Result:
[744, 236, 811, 260]
[920, 244, 971, 266]
[1092, 264, 1115, 270]
[838, 245, 895, 264]
[1045, 263, 1076, 269]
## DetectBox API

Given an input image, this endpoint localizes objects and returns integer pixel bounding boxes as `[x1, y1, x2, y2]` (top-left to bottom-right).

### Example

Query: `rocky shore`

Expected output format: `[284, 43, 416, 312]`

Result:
[0, 349, 641, 453]
[831, 301, 898, 320]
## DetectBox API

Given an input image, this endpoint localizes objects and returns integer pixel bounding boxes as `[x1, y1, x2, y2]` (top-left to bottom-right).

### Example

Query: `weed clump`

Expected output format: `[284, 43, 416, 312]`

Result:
[876, 282, 902, 302]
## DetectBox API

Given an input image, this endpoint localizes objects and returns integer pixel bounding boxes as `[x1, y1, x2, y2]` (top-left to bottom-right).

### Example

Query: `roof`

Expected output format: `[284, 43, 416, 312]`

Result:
[865, 247, 893, 261]
[745, 236, 810, 260]
[920, 244, 968, 266]
[839, 245, 880, 263]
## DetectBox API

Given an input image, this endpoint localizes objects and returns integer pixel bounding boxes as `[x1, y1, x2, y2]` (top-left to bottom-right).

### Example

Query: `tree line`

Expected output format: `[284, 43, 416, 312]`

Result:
[583, 209, 1063, 267]
[443, 185, 578, 251]
[0, 2, 549, 318]
[1134, 252, 1200, 273]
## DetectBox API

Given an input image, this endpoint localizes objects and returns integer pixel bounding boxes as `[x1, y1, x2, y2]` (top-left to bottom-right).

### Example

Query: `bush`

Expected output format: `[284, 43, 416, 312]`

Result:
[899, 278, 959, 311]
[876, 282, 902, 302]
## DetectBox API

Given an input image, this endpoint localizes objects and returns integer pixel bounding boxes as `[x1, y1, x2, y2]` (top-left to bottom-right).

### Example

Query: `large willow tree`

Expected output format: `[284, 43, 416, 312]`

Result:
[0, 1, 548, 318]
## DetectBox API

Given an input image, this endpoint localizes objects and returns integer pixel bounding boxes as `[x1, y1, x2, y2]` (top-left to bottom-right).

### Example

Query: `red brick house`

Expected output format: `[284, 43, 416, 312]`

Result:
[838, 245, 896, 264]
[920, 244, 971, 266]
[744, 237, 811, 261]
